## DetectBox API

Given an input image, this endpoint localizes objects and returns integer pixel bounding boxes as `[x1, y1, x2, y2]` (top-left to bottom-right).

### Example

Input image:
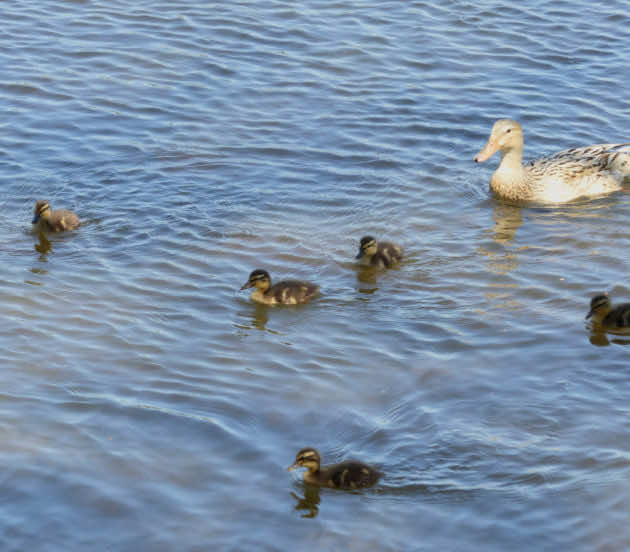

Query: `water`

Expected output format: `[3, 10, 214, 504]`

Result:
[1, 1, 630, 550]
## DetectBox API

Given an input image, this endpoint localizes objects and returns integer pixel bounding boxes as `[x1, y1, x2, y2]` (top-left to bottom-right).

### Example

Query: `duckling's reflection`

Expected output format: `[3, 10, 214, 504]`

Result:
[34, 232, 52, 256]
[234, 303, 285, 336]
[250, 303, 269, 330]
[355, 267, 380, 295]
[588, 331, 630, 347]
[290, 484, 321, 518]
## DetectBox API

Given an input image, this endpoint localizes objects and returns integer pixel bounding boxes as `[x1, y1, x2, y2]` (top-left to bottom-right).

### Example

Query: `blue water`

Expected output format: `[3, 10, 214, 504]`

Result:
[1, 1, 630, 550]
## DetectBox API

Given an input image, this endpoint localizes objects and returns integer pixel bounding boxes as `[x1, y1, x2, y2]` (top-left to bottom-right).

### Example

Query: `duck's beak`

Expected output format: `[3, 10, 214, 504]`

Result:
[240, 281, 253, 291]
[32, 213, 40, 224]
[355, 249, 364, 259]
[585, 309, 594, 320]
[287, 462, 299, 471]
[474, 138, 499, 163]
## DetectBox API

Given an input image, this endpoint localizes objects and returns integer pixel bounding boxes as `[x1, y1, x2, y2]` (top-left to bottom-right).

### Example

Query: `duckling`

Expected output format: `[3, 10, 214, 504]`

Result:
[288, 447, 382, 490]
[586, 293, 630, 330]
[356, 236, 402, 268]
[240, 269, 319, 306]
[32, 200, 80, 232]
[474, 119, 630, 203]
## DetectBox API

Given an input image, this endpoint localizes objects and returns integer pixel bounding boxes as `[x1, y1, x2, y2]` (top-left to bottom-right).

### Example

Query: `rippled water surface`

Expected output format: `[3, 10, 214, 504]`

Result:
[2, 1, 630, 550]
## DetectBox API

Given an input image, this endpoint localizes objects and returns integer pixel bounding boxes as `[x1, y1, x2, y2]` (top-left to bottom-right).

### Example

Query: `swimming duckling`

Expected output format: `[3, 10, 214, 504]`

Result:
[240, 269, 319, 306]
[32, 200, 80, 232]
[288, 447, 382, 490]
[586, 293, 630, 330]
[356, 236, 402, 268]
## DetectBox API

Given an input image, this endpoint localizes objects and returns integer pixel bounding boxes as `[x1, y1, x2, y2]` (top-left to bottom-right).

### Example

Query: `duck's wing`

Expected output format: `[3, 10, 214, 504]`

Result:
[329, 461, 382, 489]
[375, 242, 402, 267]
[612, 304, 630, 328]
[527, 143, 630, 179]
[270, 280, 319, 304]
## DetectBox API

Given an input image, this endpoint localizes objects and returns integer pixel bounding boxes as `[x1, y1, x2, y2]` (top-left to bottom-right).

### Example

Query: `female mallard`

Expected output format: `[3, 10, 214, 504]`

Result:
[32, 200, 80, 232]
[474, 119, 630, 203]
[586, 293, 630, 331]
[288, 447, 382, 489]
[240, 269, 318, 306]
[356, 236, 402, 268]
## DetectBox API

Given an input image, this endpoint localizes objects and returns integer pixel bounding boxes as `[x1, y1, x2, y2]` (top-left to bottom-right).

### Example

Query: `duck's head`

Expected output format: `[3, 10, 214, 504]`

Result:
[474, 119, 523, 163]
[586, 293, 611, 319]
[32, 200, 51, 224]
[240, 269, 271, 292]
[288, 447, 321, 473]
[356, 236, 377, 259]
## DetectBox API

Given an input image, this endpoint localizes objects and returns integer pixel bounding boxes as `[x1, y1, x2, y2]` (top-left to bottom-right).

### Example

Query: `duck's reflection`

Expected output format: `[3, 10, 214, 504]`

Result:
[491, 202, 523, 245]
[477, 202, 523, 277]
[290, 484, 321, 518]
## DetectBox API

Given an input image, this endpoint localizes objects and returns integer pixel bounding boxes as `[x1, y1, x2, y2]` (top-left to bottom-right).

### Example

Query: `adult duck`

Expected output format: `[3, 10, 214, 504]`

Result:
[474, 119, 630, 203]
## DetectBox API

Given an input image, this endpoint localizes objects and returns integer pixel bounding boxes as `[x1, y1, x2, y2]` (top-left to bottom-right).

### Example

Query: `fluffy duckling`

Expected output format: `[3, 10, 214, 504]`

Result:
[240, 269, 319, 306]
[288, 447, 382, 490]
[32, 200, 80, 232]
[474, 119, 630, 203]
[356, 236, 402, 268]
[586, 294, 630, 330]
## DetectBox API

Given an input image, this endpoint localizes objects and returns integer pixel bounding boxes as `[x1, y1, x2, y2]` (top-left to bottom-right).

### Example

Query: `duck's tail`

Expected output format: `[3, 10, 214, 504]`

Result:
[607, 143, 630, 177]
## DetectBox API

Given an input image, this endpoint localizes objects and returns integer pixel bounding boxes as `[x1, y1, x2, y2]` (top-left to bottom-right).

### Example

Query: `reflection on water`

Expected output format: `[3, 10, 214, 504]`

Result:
[290, 484, 321, 519]
[356, 266, 380, 286]
[249, 303, 270, 331]
[233, 303, 286, 336]
[491, 202, 523, 245]
[34, 232, 51, 256]
[588, 326, 630, 346]
[477, 203, 524, 277]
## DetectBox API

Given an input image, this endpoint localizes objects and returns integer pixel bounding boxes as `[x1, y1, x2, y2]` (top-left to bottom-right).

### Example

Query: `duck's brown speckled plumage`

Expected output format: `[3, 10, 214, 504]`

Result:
[356, 236, 402, 268]
[288, 447, 382, 490]
[586, 294, 630, 330]
[32, 200, 80, 233]
[240, 269, 318, 306]
[474, 119, 630, 203]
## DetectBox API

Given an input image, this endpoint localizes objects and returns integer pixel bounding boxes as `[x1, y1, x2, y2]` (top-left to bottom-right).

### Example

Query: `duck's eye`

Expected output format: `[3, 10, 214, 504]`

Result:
[506, 128, 512, 133]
